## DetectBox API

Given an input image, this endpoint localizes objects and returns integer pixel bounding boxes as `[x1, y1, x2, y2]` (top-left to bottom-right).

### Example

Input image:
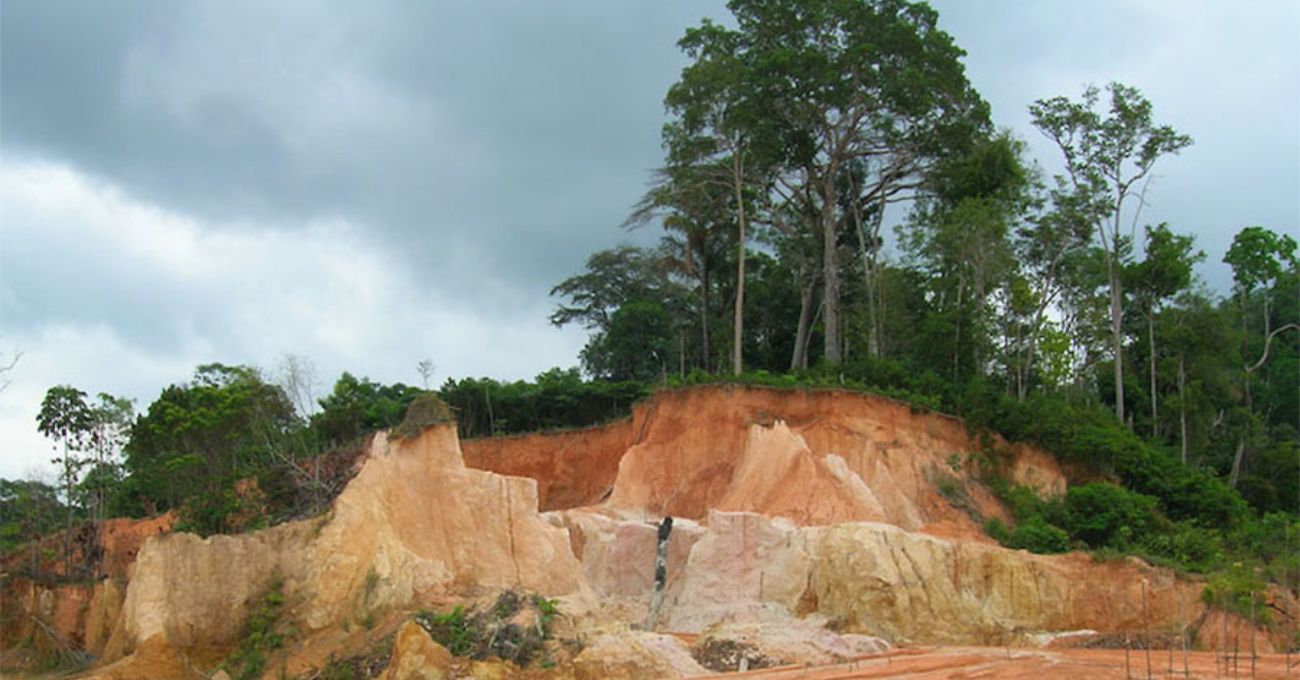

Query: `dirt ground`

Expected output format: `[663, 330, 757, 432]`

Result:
[683, 646, 1300, 679]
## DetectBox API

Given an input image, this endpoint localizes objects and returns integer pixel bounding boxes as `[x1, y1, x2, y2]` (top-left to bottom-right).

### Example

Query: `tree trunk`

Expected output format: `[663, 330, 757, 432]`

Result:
[1178, 352, 1188, 465]
[953, 273, 966, 380]
[791, 274, 815, 370]
[732, 157, 747, 376]
[1109, 261, 1126, 425]
[1229, 437, 1246, 488]
[1148, 310, 1158, 438]
[854, 194, 885, 359]
[821, 168, 841, 365]
[700, 267, 711, 373]
[821, 158, 842, 366]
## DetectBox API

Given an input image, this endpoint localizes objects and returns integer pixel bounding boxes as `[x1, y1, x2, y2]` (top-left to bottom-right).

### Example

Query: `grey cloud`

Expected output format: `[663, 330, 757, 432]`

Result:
[2, 2, 722, 301]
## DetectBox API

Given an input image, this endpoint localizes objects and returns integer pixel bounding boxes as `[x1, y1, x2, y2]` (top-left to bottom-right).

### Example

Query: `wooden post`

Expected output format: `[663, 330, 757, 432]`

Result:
[1224, 595, 1231, 675]
[1250, 589, 1256, 679]
[1180, 593, 1189, 680]
[1126, 630, 1133, 680]
[1143, 580, 1153, 680]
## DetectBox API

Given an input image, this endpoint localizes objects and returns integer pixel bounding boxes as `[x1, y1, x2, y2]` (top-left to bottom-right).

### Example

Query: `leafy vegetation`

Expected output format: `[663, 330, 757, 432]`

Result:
[223, 578, 291, 680]
[414, 591, 561, 667]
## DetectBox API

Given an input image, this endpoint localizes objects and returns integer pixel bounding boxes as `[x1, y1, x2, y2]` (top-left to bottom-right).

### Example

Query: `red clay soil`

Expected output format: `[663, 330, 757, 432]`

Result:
[603, 387, 1060, 538]
[464, 385, 1065, 540]
[685, 646, 1299, 679]
[462, 418, 635, 511]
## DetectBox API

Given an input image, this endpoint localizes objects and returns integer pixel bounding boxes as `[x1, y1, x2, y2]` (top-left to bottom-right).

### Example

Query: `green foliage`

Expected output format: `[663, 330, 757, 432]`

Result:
[0, 479, 64, 556]
[439, 368, 646, 439]
[1202, 565, 1273, 625]
[413, 591, 558, 666]
[1139, 520, 1224, 574]
[123, 364, 297, 516]
[312, 373, 424, 446]
[1063, 482, 1157, 549]
[223, 578, 289, 680]
[581, 299, 676, 382]
[983, 517, 1011, 544]
[1007, 517, 1072, 554]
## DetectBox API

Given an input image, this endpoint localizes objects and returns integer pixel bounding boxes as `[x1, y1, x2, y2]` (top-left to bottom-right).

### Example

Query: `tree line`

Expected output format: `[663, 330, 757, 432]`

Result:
[549, 0, 1297, 514]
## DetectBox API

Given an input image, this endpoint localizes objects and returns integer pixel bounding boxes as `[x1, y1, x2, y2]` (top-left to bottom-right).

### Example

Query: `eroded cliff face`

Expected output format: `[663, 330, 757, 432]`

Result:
[664, 510, 1208, 645]
[470, 386, 1063, 538]
[96, 423, 587, 670]
[5, 386, 1287, 679]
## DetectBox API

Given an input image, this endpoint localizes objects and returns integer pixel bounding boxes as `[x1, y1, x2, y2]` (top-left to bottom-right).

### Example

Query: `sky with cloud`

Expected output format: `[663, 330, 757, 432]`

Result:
[2, 0, 1296, 479]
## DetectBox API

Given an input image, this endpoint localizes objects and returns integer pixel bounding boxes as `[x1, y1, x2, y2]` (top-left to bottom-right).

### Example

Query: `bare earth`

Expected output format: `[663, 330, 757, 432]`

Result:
[684, 647, 1298, 680]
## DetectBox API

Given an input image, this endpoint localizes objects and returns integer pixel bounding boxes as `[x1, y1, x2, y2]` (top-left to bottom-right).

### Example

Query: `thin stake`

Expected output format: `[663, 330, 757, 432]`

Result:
[1126, 630, 1133, 680]
[1143, 579, 1153, 680]
[1180, 592, 1189, 680]
[1250, 589, 1256, 679]
[1216, 595, 1227, 676]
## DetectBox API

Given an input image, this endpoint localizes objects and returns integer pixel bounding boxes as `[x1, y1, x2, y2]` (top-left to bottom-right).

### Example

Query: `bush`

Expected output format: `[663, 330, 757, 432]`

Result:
[1064, 482, 1157, 549]
[984, 517, 1011, 544]
[1007, 517, 1071, 554]
[1139, 520, 1224, 574]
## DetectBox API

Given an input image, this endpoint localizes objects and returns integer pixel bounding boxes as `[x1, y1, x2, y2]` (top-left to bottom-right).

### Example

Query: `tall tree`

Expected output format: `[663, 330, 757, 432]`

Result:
[1127, 224, 1202, 437]
[724, 0, 987, 364]
[1030, 83, 1192, 424]
[550, 245, 692, 376]
[36, 385, 93, 576]
[1008, 183, 1092, 399]
[1223, 226, 1299, 487]
[628, 168, 732, 372]
[83, 393, 133, 522]
[663, 19, 775, 375]
[903, 132, 1029, 379]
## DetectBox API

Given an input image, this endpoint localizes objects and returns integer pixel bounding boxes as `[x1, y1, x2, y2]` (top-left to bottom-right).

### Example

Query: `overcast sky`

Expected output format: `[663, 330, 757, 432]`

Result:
[2, 1, 1297, 480]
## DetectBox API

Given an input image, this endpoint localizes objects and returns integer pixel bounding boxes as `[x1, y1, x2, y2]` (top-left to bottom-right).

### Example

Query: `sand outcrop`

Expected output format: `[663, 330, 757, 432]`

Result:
[377, 621, 452, 680]
[101, 423, 587, 668]
[654, 510, 1208, 645]
[572, 631, 707, 679]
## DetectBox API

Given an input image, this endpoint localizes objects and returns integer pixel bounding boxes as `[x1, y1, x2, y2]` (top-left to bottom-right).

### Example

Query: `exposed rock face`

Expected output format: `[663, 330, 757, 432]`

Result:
[571, 631, 707, 679]
[105, 424, 587, 665]
[378, 621, 452, 680]
[8, 385, 1286, 679]
[656, 510, 1208, 645]
[695, 620, 891, 667]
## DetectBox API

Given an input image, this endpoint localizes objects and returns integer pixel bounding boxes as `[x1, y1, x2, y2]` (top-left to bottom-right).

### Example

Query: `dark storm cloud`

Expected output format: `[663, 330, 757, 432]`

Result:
[2, 1, 726, 297]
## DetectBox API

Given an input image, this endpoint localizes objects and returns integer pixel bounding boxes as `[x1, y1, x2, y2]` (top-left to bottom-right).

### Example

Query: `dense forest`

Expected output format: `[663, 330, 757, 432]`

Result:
[4, 0, 1296, 625]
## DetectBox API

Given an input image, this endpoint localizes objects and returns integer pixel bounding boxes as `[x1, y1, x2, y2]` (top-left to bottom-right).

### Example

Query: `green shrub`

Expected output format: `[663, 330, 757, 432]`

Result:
[1064, 482, 1157, 549]
[1202, 566, 1273, 625]
[1138, 520, 1224, 574]
[1007, 517, 1071, 554]
[983, 517, 1011, 544]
